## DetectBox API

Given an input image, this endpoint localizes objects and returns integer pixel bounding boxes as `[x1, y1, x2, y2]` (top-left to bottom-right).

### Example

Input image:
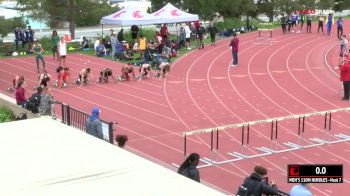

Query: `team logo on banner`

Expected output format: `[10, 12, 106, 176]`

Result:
[133, 11, 143, 18]
[171, 9, 181, 16]
[113, 10, 126, 18]
[154, 9, 165, 16]
[295, 9, 315, 14]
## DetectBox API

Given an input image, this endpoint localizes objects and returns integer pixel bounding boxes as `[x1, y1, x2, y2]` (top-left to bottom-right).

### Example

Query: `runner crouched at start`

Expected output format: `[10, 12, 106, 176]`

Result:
[37, 72, 51, 88]
[54, 66, 70, 88]
[98, 68, 114, 83]
[120, 63, 136, 81]
[158, 62, 171, 78]
[8, 75, 25, 92]
[76, 68, 92, 86]
[138, 63, 153, 80]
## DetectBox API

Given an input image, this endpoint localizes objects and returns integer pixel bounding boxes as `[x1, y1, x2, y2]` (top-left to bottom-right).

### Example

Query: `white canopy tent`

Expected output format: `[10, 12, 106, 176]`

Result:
[0, 117, 225, 196]
[151, 3, 199, 24]
[100, 6, 160, 26]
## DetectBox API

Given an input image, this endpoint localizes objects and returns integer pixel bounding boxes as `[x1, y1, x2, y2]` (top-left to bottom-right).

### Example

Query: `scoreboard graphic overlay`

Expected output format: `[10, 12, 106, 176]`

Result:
[288, 164, 343, 183]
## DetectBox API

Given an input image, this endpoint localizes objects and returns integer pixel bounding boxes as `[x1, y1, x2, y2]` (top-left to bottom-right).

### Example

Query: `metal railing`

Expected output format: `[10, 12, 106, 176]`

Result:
[60, 103, 115, 144]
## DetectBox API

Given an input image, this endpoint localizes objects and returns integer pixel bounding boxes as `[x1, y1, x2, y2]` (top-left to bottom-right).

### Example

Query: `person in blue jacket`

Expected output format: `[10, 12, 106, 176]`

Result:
[327, 13, 333, 36]
[85, 107, 103, 140]
[337, 17, 344, 40]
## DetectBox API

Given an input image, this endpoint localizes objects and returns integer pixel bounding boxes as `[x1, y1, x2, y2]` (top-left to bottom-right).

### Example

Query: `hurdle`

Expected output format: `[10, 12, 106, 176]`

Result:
[178, 107, 350, 168]
[257, 23, 274, 44]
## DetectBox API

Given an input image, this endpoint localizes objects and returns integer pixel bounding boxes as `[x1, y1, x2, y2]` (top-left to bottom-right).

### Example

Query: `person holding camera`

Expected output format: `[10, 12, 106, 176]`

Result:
[236, 165, 279, 196]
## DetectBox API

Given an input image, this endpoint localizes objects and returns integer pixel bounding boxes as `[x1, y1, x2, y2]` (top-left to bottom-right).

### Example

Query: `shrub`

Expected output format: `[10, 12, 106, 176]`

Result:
[0, 106, 16, 123]
[216, 18, 244, 32]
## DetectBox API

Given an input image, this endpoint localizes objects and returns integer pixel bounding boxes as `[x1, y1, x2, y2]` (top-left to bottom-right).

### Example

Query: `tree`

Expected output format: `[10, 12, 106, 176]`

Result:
[317, 0, 334, 10]
[182, 0, 221, 20]
[150, 0, 242, 19]
[0, 17, 26, 39]
[333, 0, 350, 11]
[239, 0, 257, 27]
[256, 0, 276, 22]
[16, 0, 118, 39]
[149, 0, 181, 12]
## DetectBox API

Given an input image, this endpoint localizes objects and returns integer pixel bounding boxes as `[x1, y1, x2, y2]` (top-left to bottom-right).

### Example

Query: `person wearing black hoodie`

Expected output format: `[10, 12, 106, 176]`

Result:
[237, 166, 279, 196]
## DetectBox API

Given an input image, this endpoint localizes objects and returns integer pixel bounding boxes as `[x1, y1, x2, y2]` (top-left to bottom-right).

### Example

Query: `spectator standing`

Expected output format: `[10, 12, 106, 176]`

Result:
[160, 24, 169, 42]
[15, 80, 26, 106]
[178, 27, 186, 49]
[25, 26, 35, 50]
[85, 107, 103, 140]
[339, 58, 350, 100]
[58, 37, 67, 67]
[51, 30, 59, 60]
[177, 153, 200, 182]
[31, 40, 46, 73]
[197, 26, 205, 49]
[110, 32, 118, 60]
[139, 34, 147, 59]
[229, 33, 239, 67]
[306, 14, 312, 33]
[131, 25, 139, 45]
[117, 28, 125, 43]
[236, 166, 279, 196]
[290, 183, 313, 196]
[184, 23, 192, 50]
[208, 22, 217, 45]
[318, 15, 324, 33]
[337, 17, 344, 40]
[118, 28, 129, 49]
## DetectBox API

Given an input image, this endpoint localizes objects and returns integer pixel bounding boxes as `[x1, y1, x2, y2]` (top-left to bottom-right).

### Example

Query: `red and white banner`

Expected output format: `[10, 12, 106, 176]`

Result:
[295, 9, 316, 14]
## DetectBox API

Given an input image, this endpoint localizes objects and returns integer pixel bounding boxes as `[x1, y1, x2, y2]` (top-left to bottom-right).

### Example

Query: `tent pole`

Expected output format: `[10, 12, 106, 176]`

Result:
[102, 24, 104, 38]
[176, 23, 179, 41]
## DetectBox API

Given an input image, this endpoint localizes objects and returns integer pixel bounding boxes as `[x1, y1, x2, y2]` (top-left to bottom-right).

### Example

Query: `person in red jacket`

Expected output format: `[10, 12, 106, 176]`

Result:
[229, 32, 239, 67]
[160, 24, 169, 42]
[15, 80, 26, 106]
[340, 60, 350, 100]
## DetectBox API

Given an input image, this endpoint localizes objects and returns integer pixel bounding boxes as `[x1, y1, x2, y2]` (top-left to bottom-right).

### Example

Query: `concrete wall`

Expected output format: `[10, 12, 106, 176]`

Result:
[0, 97, 39, 120]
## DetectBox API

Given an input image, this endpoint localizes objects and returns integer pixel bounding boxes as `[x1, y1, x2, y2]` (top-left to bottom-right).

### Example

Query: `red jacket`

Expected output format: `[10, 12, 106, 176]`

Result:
[15, 87, 26, 105]
[160, 25, 168, 37]
[340, 62, 350, 81]
[230, 37, 239, 52]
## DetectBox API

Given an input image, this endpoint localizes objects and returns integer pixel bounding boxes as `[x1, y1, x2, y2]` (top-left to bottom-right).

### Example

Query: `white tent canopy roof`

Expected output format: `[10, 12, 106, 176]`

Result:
[151, 3, 199, 24]
[0, 117, 225, 196]
[101, 6, 160, 25]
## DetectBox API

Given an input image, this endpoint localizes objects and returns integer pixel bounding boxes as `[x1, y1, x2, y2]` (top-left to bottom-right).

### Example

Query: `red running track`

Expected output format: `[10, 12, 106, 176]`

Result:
[1, 21, 350, 195]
